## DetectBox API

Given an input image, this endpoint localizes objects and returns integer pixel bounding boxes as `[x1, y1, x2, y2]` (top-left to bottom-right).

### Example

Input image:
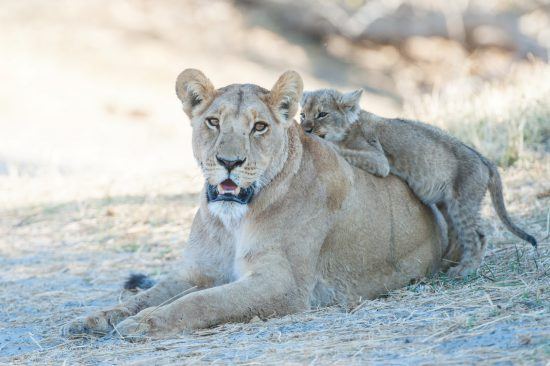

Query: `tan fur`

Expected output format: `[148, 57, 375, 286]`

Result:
[62, 71, 444, 340]
[301, 88, 537, 277]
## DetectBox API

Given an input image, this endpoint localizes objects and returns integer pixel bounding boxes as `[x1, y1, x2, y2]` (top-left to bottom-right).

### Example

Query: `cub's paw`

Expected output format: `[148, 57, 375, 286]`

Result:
[447, 264, 478, 278]
[372, 164, 390, 178]
[61, 307, 132, 339]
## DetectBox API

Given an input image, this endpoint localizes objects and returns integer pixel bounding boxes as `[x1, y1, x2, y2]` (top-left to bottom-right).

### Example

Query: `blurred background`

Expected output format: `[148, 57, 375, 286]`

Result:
[1, 0, 549, 207]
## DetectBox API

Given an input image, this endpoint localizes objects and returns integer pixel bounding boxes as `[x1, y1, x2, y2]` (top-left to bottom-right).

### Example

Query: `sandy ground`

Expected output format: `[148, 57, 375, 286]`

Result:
[1, 1, 549, 364]
[0, 167, 548, 364]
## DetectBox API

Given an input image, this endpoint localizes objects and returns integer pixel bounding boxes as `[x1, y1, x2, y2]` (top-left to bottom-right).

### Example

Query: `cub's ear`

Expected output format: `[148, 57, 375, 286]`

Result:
[175, 69, 216, 119]
[300, 91, 310, 107]
[338, 89, 362, 123]
[269, 70, 303, 124]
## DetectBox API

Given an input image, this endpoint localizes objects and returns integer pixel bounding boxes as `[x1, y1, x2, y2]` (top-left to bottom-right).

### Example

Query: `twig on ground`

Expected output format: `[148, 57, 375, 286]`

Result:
[28, 332, 44, 351]
[470, 315, 511, 331]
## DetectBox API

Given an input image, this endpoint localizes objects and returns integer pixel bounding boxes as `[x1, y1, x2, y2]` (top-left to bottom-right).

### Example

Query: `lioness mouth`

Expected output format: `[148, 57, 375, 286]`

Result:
[207, 179, 255, 204]
[219, 179, 240, 195]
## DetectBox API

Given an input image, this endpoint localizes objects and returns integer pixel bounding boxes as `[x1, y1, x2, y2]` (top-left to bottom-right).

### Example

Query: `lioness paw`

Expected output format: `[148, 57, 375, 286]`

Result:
[113, 316, 152, 341]
[113, 307, 168, 341]
[61, 315, 110, 338]
[60, 307, 131, 338]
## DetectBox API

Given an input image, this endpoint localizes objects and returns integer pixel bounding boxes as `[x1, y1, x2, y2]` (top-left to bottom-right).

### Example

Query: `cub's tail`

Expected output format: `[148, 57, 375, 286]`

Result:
[124, 273, 156, 291]
[483, 159, 537, 247]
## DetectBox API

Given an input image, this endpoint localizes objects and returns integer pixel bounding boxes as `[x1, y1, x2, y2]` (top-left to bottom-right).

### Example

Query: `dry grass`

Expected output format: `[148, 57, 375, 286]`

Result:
[405, 62, 550, 167]
[0, 168, 548, 364]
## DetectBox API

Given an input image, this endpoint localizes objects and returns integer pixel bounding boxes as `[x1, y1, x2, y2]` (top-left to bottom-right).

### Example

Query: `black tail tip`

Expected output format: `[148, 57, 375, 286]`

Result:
[124, 273, 155, 291]
[527, 236, 537, 248]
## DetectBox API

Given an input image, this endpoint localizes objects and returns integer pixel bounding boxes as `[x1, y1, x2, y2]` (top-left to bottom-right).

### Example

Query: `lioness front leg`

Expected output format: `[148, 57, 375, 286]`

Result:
[115, 253, 306, 338]
[61, 274, 201, 338]
[338, 147, 390, 177]
[61, 212, 231, 338]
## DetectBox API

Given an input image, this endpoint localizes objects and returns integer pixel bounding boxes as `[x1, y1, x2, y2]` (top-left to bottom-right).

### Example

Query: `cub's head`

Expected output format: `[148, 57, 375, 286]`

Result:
[300, 88, 362, 142]
[176, 69, 303, 221]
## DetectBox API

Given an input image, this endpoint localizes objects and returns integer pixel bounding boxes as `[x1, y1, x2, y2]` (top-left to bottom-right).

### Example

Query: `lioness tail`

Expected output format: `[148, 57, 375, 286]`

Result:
[123, 273, 155, 291]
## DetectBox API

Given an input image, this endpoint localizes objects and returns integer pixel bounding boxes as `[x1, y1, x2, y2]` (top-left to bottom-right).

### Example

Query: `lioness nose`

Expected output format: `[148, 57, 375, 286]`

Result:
[216, 156, 246, 171]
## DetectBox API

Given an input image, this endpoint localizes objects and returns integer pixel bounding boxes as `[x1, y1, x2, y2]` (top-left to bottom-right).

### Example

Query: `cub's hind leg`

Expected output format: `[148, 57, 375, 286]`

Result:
[444, 198, 486, 277]
[437, 203, 460, 268]
[476, 228, 488, 259]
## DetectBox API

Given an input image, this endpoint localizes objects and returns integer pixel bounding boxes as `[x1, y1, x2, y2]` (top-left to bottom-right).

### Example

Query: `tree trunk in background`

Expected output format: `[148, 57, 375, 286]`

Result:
[237, 0, 549, 60]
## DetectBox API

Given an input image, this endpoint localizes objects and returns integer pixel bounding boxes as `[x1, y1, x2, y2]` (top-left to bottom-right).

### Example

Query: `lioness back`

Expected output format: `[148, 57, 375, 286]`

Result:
[300, 88, 537, 278]
[299, 131, 445, 305]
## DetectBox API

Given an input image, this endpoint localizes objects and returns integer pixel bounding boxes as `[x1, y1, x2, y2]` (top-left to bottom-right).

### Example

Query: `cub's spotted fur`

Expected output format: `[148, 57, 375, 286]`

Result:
[301, 88, 537, 277]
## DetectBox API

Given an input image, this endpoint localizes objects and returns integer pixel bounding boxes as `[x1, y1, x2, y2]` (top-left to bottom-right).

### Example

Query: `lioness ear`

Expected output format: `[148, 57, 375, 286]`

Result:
[269, 70, 303, 124]
[175, 69, 216, 119]
[338, 89, 362, 123]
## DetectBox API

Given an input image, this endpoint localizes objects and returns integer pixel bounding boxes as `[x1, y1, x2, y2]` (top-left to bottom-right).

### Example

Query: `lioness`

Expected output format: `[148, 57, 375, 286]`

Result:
[300, 88, 537, 277]
[62, 70, 444, 339]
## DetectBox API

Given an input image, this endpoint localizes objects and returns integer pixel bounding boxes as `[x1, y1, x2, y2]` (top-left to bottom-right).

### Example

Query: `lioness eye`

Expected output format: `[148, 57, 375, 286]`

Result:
[253, 121, 268, 133]
[317, 112, 328, 119]
[300, 112, 305, 121]
[205, 117, 219, 129]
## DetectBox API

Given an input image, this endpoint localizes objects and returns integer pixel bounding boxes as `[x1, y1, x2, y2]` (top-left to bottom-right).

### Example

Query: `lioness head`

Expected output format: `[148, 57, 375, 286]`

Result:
[300, 89, 363, 142]
[176, 69, 303, 222]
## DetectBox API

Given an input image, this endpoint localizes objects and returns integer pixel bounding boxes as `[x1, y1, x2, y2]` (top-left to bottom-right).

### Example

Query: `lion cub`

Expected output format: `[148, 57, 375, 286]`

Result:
[300, 88, 537, 277]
